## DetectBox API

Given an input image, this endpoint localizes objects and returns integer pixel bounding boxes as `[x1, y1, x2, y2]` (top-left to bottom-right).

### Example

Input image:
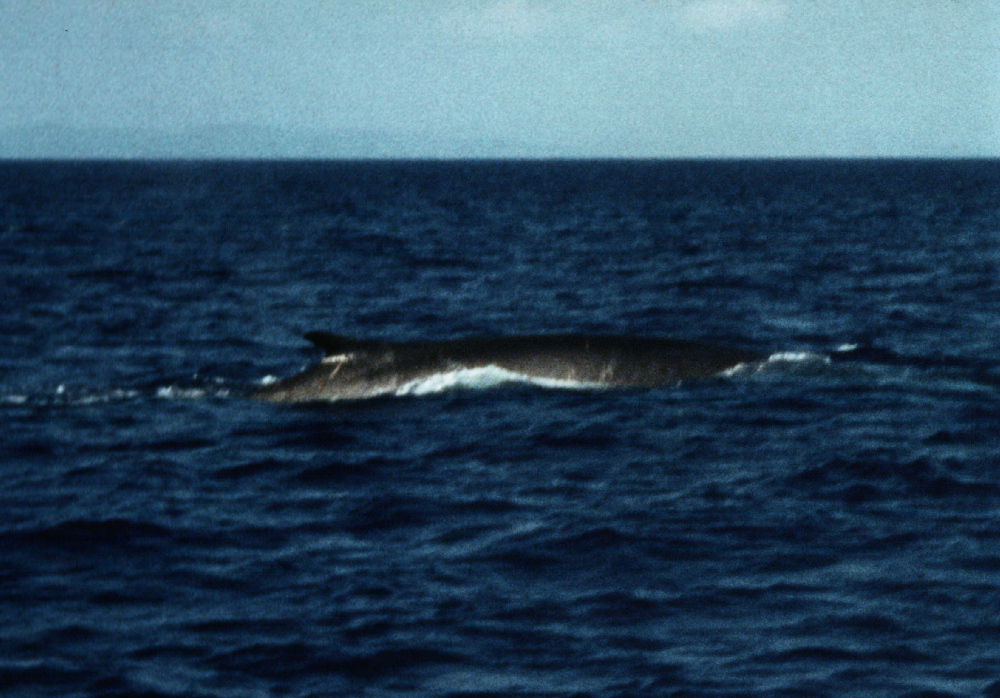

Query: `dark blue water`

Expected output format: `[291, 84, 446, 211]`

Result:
[3, 159, 1000, 697]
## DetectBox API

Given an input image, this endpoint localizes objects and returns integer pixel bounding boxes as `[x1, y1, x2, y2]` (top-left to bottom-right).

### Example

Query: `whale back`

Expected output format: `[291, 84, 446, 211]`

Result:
[252, 332, 763, 402]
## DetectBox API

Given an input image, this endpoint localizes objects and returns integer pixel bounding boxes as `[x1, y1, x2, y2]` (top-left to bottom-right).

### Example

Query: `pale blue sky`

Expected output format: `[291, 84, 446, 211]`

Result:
[2, 0, 997, 158]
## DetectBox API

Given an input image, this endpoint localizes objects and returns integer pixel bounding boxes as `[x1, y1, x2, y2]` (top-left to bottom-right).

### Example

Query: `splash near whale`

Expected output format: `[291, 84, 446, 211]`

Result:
[251, 332, 764, 403]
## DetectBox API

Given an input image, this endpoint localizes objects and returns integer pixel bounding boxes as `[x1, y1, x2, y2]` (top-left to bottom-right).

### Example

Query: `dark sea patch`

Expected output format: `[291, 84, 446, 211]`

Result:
[3, 160, 1000, 697]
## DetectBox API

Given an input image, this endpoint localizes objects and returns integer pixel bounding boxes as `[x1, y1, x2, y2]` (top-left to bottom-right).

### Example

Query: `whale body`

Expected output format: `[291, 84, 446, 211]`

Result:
[251, 332, 763, 403]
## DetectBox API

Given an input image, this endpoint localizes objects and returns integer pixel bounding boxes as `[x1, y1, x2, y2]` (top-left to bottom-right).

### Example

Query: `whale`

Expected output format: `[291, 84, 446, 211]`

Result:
[250, 332, 763, 403]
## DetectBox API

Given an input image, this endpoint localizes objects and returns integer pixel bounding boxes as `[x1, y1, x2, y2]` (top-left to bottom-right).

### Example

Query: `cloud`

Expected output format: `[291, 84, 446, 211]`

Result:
[680, 0, 788, 33]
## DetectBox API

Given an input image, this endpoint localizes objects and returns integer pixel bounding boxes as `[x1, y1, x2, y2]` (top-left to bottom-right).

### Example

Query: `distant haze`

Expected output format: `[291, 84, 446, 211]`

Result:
[2, 1, 997, 159]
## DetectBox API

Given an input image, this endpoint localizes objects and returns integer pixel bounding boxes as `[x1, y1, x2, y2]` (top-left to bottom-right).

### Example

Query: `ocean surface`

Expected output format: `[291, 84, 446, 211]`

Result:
[3, 159, 1000, 698]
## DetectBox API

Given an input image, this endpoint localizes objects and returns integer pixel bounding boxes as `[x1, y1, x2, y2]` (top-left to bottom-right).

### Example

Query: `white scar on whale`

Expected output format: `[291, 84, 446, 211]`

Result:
[251, 332, 764, 403]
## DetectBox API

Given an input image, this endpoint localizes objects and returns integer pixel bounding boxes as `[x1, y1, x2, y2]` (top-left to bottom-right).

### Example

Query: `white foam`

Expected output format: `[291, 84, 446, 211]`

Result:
[765, 351, 831, 364]
[156, 386, 207, 400]
[155, 385, 231, 400]
[8, 387, 143, 406]
[77, 389, 141, 404]
[394, 365, 602, 396]
[720, 362, 754, 377]
[3, 381, 235, 406]
[735, 350, 836, 379]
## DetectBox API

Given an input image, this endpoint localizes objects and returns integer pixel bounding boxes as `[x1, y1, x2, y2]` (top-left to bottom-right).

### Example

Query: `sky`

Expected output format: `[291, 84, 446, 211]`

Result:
[1, 0, 998, 158]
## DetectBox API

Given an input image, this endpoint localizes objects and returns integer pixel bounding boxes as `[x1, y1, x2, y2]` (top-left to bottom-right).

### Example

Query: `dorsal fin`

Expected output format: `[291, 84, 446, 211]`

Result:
[303, 332, 375, 357]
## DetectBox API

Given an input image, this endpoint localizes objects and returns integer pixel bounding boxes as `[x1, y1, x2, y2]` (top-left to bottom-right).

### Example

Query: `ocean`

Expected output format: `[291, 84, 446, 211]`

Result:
[2, 159, 1000, 697]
